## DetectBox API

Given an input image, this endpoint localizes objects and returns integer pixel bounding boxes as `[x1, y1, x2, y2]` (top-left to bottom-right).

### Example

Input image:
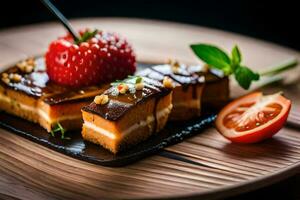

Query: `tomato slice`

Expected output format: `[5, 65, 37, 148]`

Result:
[216, 92, 291, 143]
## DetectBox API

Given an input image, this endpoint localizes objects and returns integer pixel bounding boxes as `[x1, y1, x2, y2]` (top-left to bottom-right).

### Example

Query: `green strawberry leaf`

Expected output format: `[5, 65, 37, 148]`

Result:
[76, 29, 98, 44]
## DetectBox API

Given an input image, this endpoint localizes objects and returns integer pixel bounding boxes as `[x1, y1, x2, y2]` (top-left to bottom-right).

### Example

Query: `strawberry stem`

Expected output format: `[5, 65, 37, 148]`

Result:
[75, 30, 98, 44]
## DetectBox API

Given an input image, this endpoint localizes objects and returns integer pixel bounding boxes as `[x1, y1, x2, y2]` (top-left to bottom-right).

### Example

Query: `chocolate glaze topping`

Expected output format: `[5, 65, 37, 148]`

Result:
[82, 77, 172, 121]
[138, 64, 206, 87]
[0, 58, 107, 105]
[187, 65, 226, 82]
[137, 64, 227, 100]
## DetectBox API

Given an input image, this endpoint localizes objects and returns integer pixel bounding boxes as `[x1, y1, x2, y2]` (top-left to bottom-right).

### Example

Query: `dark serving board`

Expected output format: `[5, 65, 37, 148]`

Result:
[0, 60, 217, 167]
[0, 112, 215, 167]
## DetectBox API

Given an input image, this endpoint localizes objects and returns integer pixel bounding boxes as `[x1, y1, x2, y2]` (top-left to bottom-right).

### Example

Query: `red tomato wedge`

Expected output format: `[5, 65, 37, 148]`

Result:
[216, 92, 291, 143]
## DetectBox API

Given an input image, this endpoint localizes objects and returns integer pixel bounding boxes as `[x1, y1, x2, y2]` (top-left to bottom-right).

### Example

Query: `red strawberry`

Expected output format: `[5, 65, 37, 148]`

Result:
[45, 29, 136, 87]
[93, 31, 136, 82]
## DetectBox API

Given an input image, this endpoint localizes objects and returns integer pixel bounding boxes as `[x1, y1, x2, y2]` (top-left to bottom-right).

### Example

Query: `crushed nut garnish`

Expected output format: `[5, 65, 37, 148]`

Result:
[202, 64, 209, 73]
[1, 77, 10, 84]
[167, 59, 180, 73]
[163, 76, 174, 89]
[167, 59, 180, 67]
[171, 66, 179, 73]
[94, 94, 109, 105]
[16, 58, 35, 73]
[16, 61, 27, 69]
[25, 65, 34, 73]
[26, 58, 35, 66]
[135, 82, 144, 90]
[2, 73, 8, 78]
[8, 73, 22, 83]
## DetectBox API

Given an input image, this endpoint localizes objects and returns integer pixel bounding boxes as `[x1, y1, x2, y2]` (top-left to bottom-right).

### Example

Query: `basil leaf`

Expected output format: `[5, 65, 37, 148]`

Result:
[234, 66, 260, 89]
[231, 45, 241, 69]
[190, 44, 232, 75]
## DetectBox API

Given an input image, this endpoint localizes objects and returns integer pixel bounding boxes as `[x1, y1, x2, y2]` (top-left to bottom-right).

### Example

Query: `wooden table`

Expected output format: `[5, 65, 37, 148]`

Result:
[0, 18, 300, 200]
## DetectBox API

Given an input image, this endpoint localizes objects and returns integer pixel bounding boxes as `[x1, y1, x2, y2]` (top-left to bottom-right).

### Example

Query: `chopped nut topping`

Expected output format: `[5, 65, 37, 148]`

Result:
[8, 73, 22, 83]
[163, 76, 174, 89]
[16, 58, 35, 73]
[1, 77, 10, 84]
[171, 66, 179, 73]
[135, 82, 144, 90]
[118, 83, 129, 94]
[202, 64, 209, 73]
[2, 73, 8, 78]
[167, 59, 180, 67]
[167, 59, 180, 73]
[13, 74, 22, 82]
[94, 94, 109, 105]
[16, 61, 27, 69]
[26, 58, 35, 66]
[25, 65, 34, 73]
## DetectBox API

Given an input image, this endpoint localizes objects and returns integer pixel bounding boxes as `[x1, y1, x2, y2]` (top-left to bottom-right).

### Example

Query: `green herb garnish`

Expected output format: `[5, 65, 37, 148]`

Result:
[75, 29, 98, 44]
[135, 76, 143, 84]
[50, 122, 68, 139]
[190, 43, 298, 89]
[111, 75, 143, 86]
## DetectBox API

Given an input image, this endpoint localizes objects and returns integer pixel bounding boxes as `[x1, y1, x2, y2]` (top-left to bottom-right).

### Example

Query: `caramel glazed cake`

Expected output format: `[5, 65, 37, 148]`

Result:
[0, 57, 229, 136]
[81, 76, 173, 154]
[0, 58, 107, 132]
[138, 61, 230, 120]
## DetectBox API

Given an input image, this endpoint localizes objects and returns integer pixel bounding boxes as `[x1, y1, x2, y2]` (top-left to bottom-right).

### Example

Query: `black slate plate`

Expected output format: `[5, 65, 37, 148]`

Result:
[0, 62, 216, 167]
[0, 112, 216, 167]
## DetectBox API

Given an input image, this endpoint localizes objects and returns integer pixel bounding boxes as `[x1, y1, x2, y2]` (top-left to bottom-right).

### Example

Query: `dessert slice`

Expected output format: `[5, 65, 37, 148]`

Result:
[81, 76, 173, 154]
[0, 58, 107, 132]
[188, 65, 230, 112]
[138, 62, 205, 120]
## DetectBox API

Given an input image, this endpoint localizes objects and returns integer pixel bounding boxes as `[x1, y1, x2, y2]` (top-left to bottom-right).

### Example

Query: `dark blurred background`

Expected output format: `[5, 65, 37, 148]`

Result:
[0, 0, 299, 50]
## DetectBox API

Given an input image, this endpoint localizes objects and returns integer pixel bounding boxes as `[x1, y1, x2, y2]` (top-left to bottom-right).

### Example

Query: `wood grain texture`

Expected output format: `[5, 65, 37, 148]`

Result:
[0, 18, 300, 200]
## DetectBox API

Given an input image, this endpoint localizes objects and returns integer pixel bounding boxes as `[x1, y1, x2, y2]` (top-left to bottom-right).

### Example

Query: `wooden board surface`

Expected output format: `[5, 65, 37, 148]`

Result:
[0, 18, 300, 200]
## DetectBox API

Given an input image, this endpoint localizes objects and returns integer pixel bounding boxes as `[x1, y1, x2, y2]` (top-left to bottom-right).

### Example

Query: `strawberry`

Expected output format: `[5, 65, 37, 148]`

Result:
[95, 31, 136, 82]
[45, 29, 136, 87]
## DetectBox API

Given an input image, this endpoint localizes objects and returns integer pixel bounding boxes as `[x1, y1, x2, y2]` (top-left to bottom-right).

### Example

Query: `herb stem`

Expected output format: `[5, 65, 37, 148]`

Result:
[260, 58, 298, 76]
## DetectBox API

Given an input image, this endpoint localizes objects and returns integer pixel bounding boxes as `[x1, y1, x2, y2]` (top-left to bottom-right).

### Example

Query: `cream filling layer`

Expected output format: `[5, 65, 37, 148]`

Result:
[83, 104, 173, 140]
[0, 93, 81, 123]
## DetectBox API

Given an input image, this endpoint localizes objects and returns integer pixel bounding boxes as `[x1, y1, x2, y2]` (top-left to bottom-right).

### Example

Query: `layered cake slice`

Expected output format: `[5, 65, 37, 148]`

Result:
[81, 76, 173, 153]
[138, 61, 230, 119]
[188, 65, 230, 111]
[0, 58, 107, 132]
[138, 61, 205, 120]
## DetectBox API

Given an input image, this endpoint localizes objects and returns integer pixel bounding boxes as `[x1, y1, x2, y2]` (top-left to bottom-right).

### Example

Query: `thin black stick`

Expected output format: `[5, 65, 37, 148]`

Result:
[40, 0, 79, 41]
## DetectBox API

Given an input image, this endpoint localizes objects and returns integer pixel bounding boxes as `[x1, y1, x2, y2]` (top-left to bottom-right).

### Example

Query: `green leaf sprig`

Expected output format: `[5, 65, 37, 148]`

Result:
[50, 122, 68, 139]
[110, 75, 143, 86]
[190, 44, 298, 89]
